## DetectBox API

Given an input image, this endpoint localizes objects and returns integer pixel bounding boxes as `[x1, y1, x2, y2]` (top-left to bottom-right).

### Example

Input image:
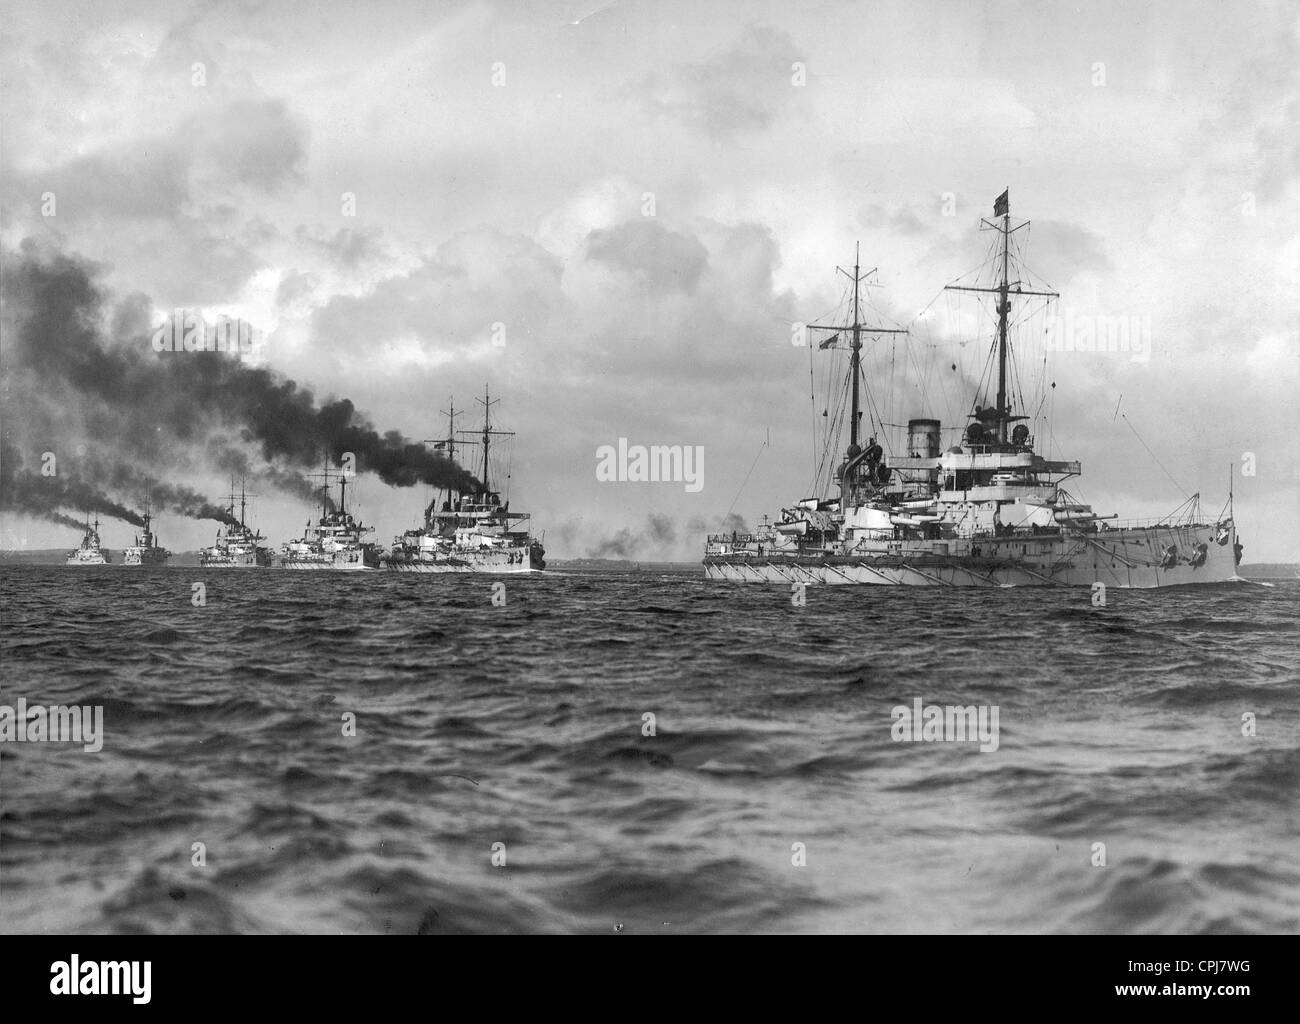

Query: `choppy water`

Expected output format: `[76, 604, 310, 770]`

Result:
[1, 565, 1297, 934]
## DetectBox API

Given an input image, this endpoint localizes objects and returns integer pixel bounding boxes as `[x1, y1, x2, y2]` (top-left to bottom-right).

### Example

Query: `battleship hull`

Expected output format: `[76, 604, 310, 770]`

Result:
[385, 548, 539, 573]
[280, 555, 378, 570]
[123, 550, 170, 567]
[200, 551, 272, 568]
[704, 523, 1241, 587]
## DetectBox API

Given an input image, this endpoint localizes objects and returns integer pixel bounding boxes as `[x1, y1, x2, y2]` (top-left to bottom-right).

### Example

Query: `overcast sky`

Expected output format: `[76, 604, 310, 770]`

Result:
[2, 0, 1296, 561]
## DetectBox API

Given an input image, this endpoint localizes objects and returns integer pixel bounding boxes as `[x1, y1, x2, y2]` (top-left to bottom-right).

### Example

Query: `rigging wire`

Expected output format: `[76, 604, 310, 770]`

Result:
[1121, 413, 1190, 499]
[727, 431, 769, 517]
[807, 334, 818, 496]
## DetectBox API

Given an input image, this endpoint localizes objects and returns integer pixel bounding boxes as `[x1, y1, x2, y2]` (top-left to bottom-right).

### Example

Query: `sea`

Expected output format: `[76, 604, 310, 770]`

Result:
[1, 565, 1297, 934]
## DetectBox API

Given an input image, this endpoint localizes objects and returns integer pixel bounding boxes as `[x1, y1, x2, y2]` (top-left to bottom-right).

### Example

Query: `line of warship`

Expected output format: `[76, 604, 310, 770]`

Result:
[55, 389, 545, 572]
[65, 500, 173, 566]
[383, 386, 545, 573]
[704, 191, 1243, 587]
[199, 480, 272, 568]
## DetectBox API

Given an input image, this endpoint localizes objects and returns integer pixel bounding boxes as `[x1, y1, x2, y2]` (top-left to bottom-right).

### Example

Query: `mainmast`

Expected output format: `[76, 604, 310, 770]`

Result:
[316, 458, 332, 519]
[945, 190, 1058, 445]
[479, 383, 496, 493]
[424, 399, 463, 520]
[459, 384, 514, 499]
[850, 243, 862, 450]
[996, 204, 1010, 440]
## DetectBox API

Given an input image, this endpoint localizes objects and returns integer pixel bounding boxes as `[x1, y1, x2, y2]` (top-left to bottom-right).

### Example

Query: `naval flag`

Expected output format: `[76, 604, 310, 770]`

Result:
[993, 189, 1009, 217]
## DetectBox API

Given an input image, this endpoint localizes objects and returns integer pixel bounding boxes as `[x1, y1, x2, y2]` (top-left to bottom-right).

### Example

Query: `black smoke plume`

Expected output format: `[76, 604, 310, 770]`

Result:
[0, 443, 147, 528]
[91, 459, 242, 528]
[0, 243, 481, 527]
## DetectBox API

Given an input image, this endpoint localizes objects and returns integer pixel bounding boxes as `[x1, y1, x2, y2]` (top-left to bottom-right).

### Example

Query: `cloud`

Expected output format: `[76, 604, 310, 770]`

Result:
[308, 228, 564, 368]
[860, 203, 930, 238]
[583, 219, 708, 292]
[8, 98, 306, 220]
[294, 225, 385, 269]
[634, 25, 803, 137]
[188, 99, 308, 195]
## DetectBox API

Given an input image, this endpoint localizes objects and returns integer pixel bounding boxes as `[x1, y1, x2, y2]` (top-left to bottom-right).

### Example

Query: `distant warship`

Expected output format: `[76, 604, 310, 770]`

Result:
[121, 499, 171, 567]
[65, 515, 110, 565]
[280, 465, 380, 570]
[705, 191, 1242, 587]
[384, 387, 545, 573]
[200, 480, 272, 568]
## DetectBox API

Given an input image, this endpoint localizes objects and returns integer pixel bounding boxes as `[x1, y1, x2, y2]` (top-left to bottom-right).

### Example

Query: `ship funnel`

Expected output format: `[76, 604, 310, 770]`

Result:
[898, 418, 941, 487]
[907, 419, 941, 458]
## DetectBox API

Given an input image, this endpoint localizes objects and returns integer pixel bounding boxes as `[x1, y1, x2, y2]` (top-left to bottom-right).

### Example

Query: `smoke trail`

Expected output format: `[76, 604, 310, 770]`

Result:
[47, 511, 89, 532]
[91, 461, 242, 527]
[210, 446, 326, 510]
[0, 443, 147, 527]
[584, 512, 679, 558]
[1, 246, 482, 508]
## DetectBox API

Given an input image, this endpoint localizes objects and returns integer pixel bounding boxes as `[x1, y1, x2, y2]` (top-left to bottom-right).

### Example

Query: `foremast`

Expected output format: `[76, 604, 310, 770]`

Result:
[140, 495, 154, 549]
[804, 244, 908, 506]
[424, 398, 463, 525]
[223, 476, 262, 536]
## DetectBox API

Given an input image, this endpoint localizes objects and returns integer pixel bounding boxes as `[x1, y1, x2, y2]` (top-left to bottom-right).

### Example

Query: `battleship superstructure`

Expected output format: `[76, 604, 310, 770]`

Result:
[200, 480, 272, 568]
[385, 387, 545, 573]
[122, 500, 171, 566]
[705, 192, 1242, 587]
[65, 515, 111, 565]
[280, 466, 380, 570]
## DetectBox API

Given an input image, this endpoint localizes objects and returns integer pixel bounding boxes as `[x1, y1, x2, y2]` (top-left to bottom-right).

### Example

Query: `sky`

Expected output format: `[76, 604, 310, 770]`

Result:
[1, 0, 1297, 561]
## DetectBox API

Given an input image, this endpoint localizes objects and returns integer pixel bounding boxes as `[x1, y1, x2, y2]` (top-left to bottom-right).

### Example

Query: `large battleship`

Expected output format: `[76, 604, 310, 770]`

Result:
[280, 466, 380, 570]
[200, 480, 272, 568]
[65, 515, 111, 565]
[705, 191, 1242, 587]
[384, 387, 545, 573]
[122, 499, 171, 566]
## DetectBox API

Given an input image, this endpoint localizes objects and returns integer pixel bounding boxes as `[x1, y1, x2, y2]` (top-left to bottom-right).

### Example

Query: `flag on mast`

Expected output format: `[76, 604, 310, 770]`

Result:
[993, 189, 1009, 217]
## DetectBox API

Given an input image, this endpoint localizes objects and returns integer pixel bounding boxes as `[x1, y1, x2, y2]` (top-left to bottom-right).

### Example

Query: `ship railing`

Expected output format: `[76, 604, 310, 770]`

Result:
[707, 533, 757, 544]
[848, 528, 894, 543]
[1087, 514, 1212, 531]
[959, 442, 1035, 456]
[962, 514, 1212, 540]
